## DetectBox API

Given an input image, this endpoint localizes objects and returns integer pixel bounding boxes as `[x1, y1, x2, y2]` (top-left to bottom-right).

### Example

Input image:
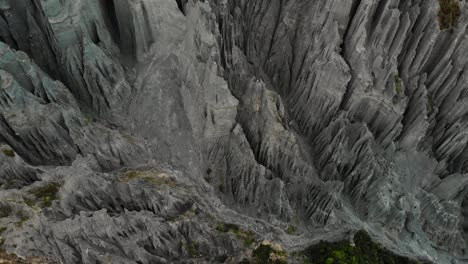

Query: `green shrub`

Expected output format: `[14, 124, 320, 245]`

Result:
[218, 175, 226, 192]
[0, 205, 12, 218]
[204, 175, 212, 183]
[301, 230, 422, 264]
[394, 75, 403, 95]
[286, 225, 297, 234]
[438, 0, 461, 30]
[239, 258, 251, 264]
[120, 170, 177, 187]
[252, 242, 287, 264]
[187, 241, 199, 257]
[240, 230, 255, 247]
[28, 182, 61, 208]
[16, 213, 30, 227]
[253, 244, 273, 263]
[426, 95, 435, 114]
[1, 149, 15, 157]
[215, 222, 255, 247]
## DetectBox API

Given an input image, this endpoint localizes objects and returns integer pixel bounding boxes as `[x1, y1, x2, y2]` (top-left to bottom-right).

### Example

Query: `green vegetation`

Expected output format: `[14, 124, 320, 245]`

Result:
[0, 205, 12, 218]
[216, 222, 239, 232]
[394, 75, 403, 95]
[438, 0, 461, 30]
[120, 170, 177, 187]
[218, 175, 225, 193]
[204, 168, 213, 183]
[286, 225, 297, 235]
[0, 227, 6, 235]
[121, 133, 136, 144]
[252, 242, 288, 264]
[301, 230, 421, 264]
[23, 197, 35, 207]
[1, 179, 17, 190]
[426, 95, 435, 114]
[168, 205, 199, 222]
[16, 213, 30, 227]
[28, 182, 61, 208]
[1, 148, 15, 157]
[187, 241, 199, 257]
[204, 175, 212, 183]
[216, 222, 255, 247]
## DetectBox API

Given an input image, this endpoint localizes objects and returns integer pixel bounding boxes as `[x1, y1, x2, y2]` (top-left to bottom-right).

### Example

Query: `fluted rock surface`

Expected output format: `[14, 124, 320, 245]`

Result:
[0, 0, 467, 263]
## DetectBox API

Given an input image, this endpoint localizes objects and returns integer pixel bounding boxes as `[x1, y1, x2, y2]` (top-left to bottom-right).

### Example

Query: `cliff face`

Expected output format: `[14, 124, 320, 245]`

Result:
[0, 0, 467, 263]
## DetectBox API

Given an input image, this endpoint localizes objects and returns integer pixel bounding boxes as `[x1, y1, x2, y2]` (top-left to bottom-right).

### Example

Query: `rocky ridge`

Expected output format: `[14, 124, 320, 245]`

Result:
[0, 0, 467, 263]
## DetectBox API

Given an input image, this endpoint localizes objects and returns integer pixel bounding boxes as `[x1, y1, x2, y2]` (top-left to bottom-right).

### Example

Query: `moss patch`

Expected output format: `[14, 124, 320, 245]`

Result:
[301, 230, 422, 264]
[204, 175, 212, 183]
[187, 241, 199, 258]
[15, 213, 30, 228]
[216, 222, 255, 247]
[438, 0, 461, 30]
[218, 175, 225, 193]
[0, 205, 12, 218]
[286, 225, 297, 235]
[252, 241, 288, 264]
[426, 95, 435, 114]
[28, 182, 61, 208]
[1, 149, 15, 158]
[394, 74, 403, 95]
[168, 205, 199, 222]
[120, 170, 176, 187]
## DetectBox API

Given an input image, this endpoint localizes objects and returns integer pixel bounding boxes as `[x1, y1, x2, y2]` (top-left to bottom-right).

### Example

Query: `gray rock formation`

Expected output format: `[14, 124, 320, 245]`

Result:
[0, 0, 467, 263]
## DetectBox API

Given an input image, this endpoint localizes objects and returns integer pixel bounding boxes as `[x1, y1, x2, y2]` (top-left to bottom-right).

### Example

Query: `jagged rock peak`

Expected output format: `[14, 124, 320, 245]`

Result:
[0, 0, 467, 263]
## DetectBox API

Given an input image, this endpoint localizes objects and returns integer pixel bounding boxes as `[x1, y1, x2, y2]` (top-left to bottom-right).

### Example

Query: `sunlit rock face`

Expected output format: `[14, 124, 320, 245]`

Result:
[0, 0, 467, 263]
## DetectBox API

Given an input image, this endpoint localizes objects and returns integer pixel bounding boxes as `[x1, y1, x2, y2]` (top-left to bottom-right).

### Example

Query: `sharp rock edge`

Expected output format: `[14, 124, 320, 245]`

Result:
[0, 0, 467, 263]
